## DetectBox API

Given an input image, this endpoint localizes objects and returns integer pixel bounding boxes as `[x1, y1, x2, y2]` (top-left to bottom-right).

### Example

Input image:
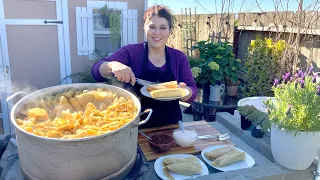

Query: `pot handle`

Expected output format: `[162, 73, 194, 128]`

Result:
[136, 108, 153, 127]
[6, 91, 28, 103]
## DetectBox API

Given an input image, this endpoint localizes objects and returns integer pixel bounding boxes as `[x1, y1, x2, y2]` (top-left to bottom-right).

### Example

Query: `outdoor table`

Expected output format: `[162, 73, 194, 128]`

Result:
[136, 120, 274, 180]
[191, 87, 243, 121]
[0, 118, 312, 180]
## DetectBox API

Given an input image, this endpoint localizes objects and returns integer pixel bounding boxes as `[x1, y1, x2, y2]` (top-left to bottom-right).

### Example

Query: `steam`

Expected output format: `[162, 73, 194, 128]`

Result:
[3, 79, 40, 106]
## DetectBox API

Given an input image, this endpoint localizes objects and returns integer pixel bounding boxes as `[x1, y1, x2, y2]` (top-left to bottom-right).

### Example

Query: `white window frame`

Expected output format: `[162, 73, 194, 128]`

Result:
[87, 1, 128, 60]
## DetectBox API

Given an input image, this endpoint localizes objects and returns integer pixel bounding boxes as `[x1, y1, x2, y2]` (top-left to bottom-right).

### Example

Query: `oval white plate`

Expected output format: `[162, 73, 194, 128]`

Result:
[140, 86, 189, 101]
[154, 154, 209, 180]
[201, 145, 255, 172]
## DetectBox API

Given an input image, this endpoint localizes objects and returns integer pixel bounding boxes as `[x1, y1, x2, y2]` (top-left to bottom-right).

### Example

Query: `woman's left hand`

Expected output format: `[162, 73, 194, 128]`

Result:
[179, 82, 192, 101]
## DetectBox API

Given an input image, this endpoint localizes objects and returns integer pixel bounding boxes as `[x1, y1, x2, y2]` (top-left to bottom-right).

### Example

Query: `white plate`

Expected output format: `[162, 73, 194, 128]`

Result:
[201, 145, 255, 172]
[154, 154, 209, 180]
[140, 86, 189, 101]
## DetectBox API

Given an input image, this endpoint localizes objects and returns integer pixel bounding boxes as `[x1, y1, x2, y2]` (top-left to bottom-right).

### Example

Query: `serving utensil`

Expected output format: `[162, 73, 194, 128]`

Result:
[139, 130, 153, 140]
[198, 133, 230, 141]
[136, 78, 157, 86]
[178, 120, 185, 134]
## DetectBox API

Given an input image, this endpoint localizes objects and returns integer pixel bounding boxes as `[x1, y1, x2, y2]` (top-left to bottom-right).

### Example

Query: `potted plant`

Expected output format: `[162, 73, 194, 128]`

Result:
[237, 105, 254, 130]
[237, 105, 270, 136]
[264, 66, 320, 170]
[99, 5, 110, 28]
[98, 5, 121, 48]
[222, 48, 242, 96]
[245, 106, 270, 138]
[225, 79, 241, 96]
[191, 41, 233, 101]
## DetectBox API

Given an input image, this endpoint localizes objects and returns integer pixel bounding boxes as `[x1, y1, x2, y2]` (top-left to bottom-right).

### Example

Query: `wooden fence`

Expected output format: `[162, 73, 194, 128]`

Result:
[167, 10, 320, 70]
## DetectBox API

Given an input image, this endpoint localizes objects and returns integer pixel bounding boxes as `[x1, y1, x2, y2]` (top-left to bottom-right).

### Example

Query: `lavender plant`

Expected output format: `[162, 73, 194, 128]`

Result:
[265, 65, 320, 134]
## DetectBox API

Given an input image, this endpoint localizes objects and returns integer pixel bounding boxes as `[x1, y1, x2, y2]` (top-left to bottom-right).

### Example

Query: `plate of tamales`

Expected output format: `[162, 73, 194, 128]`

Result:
[201, 145, 255, 172]
[154, 154, 209, 180]
[140, 81, 189, 101]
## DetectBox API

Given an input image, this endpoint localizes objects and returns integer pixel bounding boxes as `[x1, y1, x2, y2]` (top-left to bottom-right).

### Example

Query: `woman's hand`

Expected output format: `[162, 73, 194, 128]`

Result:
[110, 61, 136, 85]
[179, 82, 193, 102]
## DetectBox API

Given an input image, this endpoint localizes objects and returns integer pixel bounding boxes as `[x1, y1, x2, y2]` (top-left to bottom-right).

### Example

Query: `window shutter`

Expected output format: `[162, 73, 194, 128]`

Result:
[122, 9, 138, 46]
[76, 7, 94, 55]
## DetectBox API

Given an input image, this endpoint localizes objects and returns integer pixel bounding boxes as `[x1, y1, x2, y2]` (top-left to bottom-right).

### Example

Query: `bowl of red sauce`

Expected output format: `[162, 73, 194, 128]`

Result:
[148, 133, 176, 153]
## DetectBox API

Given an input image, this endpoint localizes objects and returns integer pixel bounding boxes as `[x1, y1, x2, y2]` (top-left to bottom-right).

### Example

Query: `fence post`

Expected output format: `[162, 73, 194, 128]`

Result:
[233, 26, 240, 59]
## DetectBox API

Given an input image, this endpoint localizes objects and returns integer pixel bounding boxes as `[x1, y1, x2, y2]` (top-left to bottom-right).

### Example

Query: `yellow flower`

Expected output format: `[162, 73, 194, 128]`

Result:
[250, 40, 255, 48]
[275, 40, 286, 53]
[265, 38, 273, 48]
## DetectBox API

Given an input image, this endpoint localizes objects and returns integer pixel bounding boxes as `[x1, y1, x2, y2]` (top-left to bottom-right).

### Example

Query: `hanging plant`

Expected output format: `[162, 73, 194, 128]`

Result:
[98, 4, 121, 48]
[109, 12, 121, 47]
[99, 5, 110, 28]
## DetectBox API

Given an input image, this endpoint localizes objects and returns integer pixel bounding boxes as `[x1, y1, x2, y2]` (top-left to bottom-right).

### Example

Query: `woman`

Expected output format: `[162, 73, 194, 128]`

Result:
[91, 5, 197, 128]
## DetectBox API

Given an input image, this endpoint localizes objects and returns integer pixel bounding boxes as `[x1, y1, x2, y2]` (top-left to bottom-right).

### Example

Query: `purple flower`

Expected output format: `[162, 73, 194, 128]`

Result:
[282, 73, 289, 84]
[313, 73, 318, 83]
[285, 72, 290, 78]
[282, 74, 287, 80]
[294, 73, 299, 79]
[300, 79, 305, 88]
[308, 65, 314, 75]
[273, 78, 279, 87]
[298, 69, 302, 76]
[317, 86, 320, 96]
[290, 77, 294, 82]
[301, 72, 307, 80]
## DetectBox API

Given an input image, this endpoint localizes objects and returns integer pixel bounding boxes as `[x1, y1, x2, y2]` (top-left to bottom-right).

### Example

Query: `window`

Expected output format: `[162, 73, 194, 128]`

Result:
[76, 1, 138, 60]
[93, 9, 122, 57]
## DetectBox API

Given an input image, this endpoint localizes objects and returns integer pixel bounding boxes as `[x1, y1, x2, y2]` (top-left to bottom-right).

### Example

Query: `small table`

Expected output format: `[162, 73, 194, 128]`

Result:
[191, 88, 243, 121]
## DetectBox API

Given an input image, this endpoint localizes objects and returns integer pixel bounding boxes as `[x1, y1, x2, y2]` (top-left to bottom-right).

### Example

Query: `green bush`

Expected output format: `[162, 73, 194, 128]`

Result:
[237, 105, 270, 133]
[188, 56, 204, 69]
[243, 35, 287, 97]
[191, 40, 242, 85]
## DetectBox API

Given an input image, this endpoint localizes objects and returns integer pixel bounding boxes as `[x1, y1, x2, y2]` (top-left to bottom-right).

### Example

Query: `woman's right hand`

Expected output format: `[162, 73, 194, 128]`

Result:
[110, 61, 136, 85]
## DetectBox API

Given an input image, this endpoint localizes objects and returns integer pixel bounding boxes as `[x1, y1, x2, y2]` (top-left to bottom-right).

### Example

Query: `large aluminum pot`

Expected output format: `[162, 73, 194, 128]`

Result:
[8, 83, 153, 180]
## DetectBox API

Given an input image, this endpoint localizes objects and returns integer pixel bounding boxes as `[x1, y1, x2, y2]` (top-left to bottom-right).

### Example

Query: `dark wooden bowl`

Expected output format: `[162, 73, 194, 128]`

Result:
[148, 133, 176, 153]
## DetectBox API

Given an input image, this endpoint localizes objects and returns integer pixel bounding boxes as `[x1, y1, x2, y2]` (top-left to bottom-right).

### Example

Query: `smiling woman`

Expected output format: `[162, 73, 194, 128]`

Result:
[91, 5, 197, 128]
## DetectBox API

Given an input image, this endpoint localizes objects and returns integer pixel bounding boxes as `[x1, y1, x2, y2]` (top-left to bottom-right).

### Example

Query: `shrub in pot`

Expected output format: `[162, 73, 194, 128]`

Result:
[191, 41, 240, 100]
[245, 107, 270, 138]
[237, 105, 270, 136]
[265, 66, 320, 170]
[237, 105, 254, 130]
[223, 55, 242, 96]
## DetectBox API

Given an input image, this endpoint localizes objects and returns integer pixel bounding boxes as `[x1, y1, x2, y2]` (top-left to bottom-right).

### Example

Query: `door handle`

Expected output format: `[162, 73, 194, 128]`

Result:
[6, 65, 9, 73]
[44, 20, 63, 24]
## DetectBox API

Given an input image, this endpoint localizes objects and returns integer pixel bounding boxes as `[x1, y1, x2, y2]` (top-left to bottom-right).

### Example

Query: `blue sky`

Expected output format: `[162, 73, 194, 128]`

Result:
[148, 0, 317, 14]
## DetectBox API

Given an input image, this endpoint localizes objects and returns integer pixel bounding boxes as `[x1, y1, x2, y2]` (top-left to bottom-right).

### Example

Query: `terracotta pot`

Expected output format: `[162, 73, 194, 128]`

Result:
[226, 85, 238, 96]
[193, 49, 200, 58]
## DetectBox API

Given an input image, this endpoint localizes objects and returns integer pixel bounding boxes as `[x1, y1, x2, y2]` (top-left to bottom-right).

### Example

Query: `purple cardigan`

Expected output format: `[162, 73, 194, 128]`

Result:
[91, 43, 197, 103]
